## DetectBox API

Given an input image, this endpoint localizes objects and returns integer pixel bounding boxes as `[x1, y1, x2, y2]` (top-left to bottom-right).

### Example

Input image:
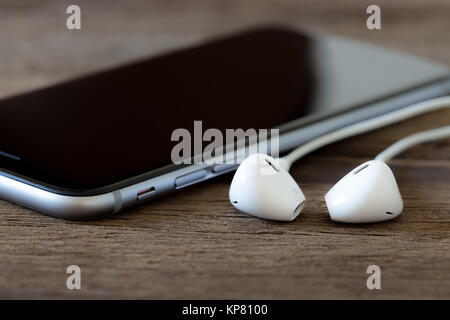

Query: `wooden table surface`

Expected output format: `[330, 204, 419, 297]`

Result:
[0, 0, 449, 299]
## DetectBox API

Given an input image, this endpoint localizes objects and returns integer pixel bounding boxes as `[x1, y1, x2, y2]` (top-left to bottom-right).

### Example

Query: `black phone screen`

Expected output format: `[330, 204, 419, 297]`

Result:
[0, 28, 315, 192]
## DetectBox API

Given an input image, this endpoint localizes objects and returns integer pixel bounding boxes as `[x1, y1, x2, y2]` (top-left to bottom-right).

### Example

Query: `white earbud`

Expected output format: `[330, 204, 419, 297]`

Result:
[229, 153, 305, 221]
[227, 98, 450, 223]
[324, 125, 450, 223]
[324, 160, 403, 223]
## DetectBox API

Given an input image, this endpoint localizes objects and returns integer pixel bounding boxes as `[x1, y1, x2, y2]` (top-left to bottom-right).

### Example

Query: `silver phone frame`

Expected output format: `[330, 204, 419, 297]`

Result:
[1, 77, 449, 219]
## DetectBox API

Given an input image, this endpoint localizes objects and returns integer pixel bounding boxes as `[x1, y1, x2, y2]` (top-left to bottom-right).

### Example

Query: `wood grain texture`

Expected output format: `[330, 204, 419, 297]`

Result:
[0, 0, 449, 299]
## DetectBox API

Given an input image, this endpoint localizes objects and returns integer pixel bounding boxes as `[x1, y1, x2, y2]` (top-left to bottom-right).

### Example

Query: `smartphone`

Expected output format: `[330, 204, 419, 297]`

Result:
[0, 26, 449, 219]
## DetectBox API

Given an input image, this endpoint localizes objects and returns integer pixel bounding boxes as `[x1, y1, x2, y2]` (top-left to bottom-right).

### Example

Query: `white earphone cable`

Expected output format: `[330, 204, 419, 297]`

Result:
[374, 125, 450, 162]
[281, 96, 450, 170]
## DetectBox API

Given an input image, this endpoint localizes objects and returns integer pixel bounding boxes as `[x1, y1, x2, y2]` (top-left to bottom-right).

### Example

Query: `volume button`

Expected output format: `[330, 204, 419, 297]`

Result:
[212, 163, 239, 174]
[175, 169, 208, 188]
